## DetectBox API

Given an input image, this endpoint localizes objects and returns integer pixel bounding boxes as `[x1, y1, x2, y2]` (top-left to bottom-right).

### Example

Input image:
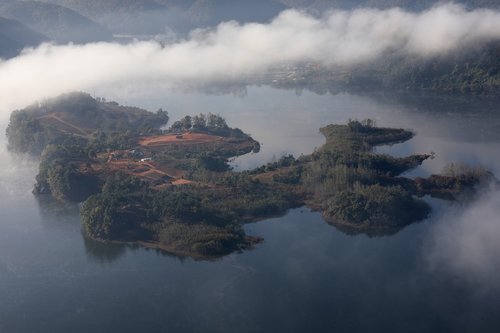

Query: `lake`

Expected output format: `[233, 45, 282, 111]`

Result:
[1, 87, 500, 332]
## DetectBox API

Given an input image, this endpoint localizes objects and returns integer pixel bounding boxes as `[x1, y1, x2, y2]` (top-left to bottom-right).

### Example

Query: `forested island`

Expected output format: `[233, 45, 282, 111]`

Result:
[6, 92, 497, 258]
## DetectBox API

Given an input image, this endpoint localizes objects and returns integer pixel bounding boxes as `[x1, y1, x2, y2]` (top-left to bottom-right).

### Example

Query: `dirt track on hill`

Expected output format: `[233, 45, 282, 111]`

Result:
[39, 114, 92, 137]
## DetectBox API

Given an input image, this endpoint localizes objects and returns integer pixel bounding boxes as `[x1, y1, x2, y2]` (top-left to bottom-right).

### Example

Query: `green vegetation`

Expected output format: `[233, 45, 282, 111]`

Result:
[325, 185, 430, 229]
[7, 94, 496, 258]
[158, 222, 247, 256]
[170, 113, 227, 132]
[34, 144, 100, 201]
[367, 44, 500, 95]
[81, 173, 293, 256]
[6, 110, 85, 155]
[6, 92, 169, 155]
[295, 120, 433, 229]
[414, 163, 496, 200]
[168, 112, 252, 140]
[80, 117, 494, 257]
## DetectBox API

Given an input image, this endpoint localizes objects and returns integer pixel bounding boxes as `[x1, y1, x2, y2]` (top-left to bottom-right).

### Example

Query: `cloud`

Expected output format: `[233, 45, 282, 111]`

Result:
[425, 188, 500, 293]
[1, 3, 500, 118]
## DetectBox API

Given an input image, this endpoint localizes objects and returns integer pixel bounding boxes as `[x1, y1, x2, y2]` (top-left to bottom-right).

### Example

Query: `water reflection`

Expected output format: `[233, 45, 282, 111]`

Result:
[82, 237, 201, 263]
[332, 223, 405, 237]
[35, 195, 80, 219]
[373, 92, 500, 143]
[82, 236, 127, 264]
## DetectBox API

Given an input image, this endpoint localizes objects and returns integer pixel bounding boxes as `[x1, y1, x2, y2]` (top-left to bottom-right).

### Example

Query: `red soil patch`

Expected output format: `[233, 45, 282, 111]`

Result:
[252, 166, 294, 184]
[101, 160, 172, 181]
[171, 179, 194, 185]
[138, 132, 223, 147]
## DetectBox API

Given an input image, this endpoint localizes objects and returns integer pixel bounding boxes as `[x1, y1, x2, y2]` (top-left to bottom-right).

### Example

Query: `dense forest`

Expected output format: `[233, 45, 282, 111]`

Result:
[269, 42, 500, 96]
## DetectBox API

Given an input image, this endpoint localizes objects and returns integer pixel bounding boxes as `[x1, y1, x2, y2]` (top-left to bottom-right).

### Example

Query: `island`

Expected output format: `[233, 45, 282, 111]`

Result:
[6, 92, 497, 258]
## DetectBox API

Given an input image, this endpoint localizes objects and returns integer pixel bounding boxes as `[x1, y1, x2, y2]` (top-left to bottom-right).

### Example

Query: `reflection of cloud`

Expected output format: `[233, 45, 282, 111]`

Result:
[404, 138, 500, 177]
[425, 188, 500, 293]
[0, 136, 38, 198]
[1, 4, 500, 118]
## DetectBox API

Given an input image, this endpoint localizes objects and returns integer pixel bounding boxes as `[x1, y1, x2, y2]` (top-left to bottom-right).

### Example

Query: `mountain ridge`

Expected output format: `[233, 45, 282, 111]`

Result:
[0, 15, 47, 59]
[0, 0, 113, 43]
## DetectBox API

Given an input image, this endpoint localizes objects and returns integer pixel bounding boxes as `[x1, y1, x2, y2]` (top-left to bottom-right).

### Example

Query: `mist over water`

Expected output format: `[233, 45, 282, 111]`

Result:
[425, 188, 500, 293]
[0, 129, 38, 199]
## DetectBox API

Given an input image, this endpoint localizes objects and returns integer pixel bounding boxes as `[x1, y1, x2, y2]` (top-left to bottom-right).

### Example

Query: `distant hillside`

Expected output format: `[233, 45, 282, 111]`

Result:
[185, 0, 288, 26]
[154, 0, 195, 11]
[38, 0, 188, 34]
[342, 42, 500, 95]
[270, 42, 500, 96]
[38, 0, 165, 18]
[407, 45, 498, 94]
[0, 1, 113, 43]
[38, 0, 288, 33]
[0, 16, 46, 59]
[35, 0, 500, 36]
[277, 0, 500, 10]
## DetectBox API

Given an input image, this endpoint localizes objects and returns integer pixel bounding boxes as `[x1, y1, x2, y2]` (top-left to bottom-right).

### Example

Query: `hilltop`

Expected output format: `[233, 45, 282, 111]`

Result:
[6, 92, 170, 155]
[277, 0, 500, 11]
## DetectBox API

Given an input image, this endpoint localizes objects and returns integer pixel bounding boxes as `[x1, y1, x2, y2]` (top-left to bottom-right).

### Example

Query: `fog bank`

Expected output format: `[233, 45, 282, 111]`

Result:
[1, 3, 500, 118]
[426, 188, 500, 293]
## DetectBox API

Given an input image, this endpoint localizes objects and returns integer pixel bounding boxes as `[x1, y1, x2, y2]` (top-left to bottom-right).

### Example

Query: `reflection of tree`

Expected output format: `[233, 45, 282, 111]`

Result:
[35, 194, 196, 263]
[82, 236, 127, 264]
[136, 245, 191, 263]
[331, 223, 405, 238]
[35, 195, 80, 221]
[83, 236, 196, 263]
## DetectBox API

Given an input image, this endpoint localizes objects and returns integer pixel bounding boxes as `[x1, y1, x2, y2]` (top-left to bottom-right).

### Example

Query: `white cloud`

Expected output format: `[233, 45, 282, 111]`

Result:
[425, 188, 500, 293]
[1, 3, 500, 118]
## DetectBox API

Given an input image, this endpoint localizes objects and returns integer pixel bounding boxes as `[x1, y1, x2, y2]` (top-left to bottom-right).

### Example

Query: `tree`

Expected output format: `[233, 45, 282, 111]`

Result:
[207, 113, 228, 128]
[192, 114, 207, 129]
[180, 115, 192, 130]
[155, 108, 169, 125]
[207, 113, 217, 128]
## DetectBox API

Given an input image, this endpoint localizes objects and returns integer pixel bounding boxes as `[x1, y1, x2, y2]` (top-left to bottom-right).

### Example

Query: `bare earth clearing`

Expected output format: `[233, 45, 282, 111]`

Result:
[32, 112, 251, 188]
[138, 132, 223, 147]
[88, 132, 231, 186]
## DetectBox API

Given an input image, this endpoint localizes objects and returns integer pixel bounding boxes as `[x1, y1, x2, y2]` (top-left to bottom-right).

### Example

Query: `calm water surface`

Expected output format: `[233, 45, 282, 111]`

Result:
[1, 87, 500, 333]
